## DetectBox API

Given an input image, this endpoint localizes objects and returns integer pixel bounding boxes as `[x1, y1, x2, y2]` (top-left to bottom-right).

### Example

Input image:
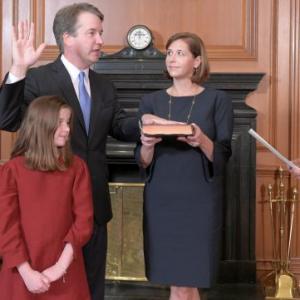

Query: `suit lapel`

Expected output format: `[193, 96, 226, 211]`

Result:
[50, 58, 86, 133]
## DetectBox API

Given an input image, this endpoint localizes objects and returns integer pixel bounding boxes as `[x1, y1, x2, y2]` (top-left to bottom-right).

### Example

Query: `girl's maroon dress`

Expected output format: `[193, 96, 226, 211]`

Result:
[0, 155, 93, 300]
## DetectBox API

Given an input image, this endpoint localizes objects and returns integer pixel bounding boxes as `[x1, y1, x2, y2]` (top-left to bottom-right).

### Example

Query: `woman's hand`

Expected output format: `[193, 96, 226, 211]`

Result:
[139, 133, 162, 168]
[140, 133, 162, 149]
[141, 114, 184, 125]
[10, 21, 46, 78]
[177, 123, 203, 147]
[178, 123, 214, 161]
[17, 262, 50, 293]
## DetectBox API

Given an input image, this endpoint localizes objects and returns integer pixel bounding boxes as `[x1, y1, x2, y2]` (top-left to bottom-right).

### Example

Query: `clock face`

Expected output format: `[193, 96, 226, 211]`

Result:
[127, 25, 152, 50]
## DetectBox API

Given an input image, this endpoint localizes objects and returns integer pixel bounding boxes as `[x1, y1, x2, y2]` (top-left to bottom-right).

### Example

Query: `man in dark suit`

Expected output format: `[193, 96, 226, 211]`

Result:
[0, 3, 141, 300]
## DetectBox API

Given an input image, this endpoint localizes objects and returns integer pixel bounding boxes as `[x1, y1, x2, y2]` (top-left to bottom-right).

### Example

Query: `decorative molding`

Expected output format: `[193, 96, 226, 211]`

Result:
[256, 0, 293, 164]
[13, 0, 19, 25]
[289, 0, 300, 259]
[41, 45, 59, 61]
[267, 0, 279, 148]
[199, 0, 257, 61]
[102, 46, 165, 59]
[31, 0, 45, 52]
[257, 168, 290, 177]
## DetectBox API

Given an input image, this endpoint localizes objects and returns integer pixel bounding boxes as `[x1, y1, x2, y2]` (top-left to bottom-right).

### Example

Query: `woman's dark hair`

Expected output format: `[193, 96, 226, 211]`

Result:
[165, 32, 210, 84]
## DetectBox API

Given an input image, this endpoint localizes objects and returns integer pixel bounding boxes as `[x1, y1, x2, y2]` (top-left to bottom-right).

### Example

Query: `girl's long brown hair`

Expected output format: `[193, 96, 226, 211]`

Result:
[11, 95, 73, 171]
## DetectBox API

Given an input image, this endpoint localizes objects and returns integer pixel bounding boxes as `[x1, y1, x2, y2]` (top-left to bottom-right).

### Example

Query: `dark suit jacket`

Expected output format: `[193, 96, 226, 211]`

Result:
[0, 57, 139, 225]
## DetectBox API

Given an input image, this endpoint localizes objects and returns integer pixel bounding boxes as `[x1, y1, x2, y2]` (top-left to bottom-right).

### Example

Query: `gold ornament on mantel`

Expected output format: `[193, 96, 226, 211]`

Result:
[263, 167, 300, 300]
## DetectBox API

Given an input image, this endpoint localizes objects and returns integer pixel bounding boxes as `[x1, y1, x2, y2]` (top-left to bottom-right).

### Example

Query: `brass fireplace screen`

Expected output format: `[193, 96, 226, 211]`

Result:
[106, 183, 146, 280]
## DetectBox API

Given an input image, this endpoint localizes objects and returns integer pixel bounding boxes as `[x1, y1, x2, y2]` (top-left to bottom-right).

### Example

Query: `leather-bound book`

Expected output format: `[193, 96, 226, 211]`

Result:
[142, 124, 194, 137]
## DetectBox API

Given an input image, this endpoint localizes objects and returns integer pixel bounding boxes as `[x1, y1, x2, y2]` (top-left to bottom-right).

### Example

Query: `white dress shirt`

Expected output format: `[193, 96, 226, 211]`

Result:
[6, 55, 91, 99]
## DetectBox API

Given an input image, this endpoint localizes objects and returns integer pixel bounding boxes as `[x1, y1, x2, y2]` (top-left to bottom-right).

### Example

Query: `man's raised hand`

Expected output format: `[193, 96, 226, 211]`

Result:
[10, 21, 46, 77]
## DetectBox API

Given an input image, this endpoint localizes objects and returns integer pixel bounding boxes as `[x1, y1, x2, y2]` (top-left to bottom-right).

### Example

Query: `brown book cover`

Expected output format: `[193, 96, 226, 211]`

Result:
[142, 124, 194, 137]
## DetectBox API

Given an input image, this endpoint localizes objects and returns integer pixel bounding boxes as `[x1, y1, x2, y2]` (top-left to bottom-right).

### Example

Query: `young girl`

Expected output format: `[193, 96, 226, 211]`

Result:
[0, 95, 93, 300]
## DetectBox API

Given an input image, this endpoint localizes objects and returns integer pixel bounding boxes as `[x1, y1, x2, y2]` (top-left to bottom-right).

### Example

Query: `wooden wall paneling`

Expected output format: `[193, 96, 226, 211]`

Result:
[0, 132, 17, 162]
[255, 0, 300, 284]
[275, 0, 292, 156]
[254, 0, 279, 171]
[34, 0, 57, 61]
[206, 0, 257, 60]
[39, 0, 257, 61]
[290, 258, 300, 278]
[1, 0, 15, 161]
[254, 0, 278, 279]
[2, 0, 13, 80]
[31, 0, 45, 51]
[30, 0, 55, 63]
[234, 2, 275, 279]
[290, 0, 300, 259]
[271, 0, 298, 276]
[1, 0, 45, 162]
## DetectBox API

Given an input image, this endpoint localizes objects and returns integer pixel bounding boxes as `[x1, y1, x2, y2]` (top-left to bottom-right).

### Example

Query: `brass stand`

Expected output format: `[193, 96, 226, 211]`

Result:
[264, 167, 300, 299]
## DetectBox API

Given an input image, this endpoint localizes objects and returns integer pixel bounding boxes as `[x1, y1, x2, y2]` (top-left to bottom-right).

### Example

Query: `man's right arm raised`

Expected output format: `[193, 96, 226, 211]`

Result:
[0, 21, 46, 131]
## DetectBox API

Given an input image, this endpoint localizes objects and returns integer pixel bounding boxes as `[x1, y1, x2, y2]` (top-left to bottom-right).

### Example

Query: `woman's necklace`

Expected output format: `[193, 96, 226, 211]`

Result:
[168, 94, 196, 123]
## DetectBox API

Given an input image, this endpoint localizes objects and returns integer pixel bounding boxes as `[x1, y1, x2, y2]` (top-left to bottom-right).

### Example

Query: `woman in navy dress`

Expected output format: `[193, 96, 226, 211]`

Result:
[135, 32, 233, 300]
